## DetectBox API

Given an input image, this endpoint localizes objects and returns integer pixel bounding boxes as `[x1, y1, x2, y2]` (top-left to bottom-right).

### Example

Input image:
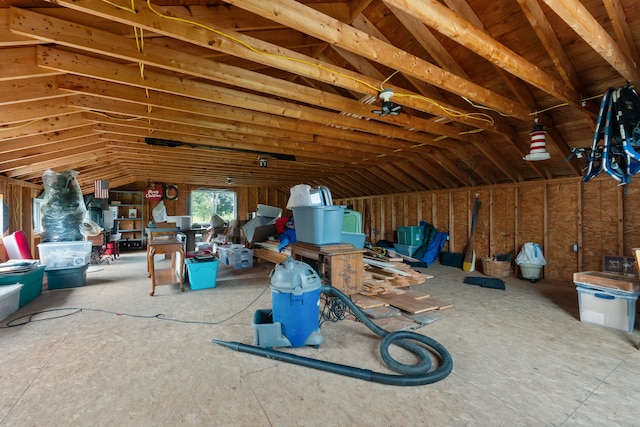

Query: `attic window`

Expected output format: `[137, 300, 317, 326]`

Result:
[189, 189, 236, 226]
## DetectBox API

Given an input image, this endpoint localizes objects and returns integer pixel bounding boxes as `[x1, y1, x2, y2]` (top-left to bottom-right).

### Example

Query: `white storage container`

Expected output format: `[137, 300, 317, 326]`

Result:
[576, 284, 639, 332]
[230, 248, 253, 269]
[37, 241, 92, 270]
[0, 283, 23, 321]
[166, 215, 192, 230]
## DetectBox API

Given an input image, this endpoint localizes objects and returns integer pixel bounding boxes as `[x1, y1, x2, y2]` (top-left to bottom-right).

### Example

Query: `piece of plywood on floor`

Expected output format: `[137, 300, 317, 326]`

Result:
[370, 292, 439, 314]
[351, 293, 389, 309]
[403, 311, 445, 326]
[372, 314, 420, 332]
[362, 305, 400, 319]
[424, 297, 454, 310]
[399, 289, 431, 300]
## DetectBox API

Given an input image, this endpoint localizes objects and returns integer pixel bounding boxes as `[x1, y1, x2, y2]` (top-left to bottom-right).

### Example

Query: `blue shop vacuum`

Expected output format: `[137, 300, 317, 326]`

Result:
[213, 257, 453, 386]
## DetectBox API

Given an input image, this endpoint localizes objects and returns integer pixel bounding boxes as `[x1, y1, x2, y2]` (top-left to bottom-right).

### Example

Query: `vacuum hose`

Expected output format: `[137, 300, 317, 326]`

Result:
[213, 285, 453, 386]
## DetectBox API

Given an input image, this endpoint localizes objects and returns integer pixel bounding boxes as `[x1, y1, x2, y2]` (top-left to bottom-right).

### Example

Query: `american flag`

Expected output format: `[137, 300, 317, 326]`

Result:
[94, 180, 109, 199]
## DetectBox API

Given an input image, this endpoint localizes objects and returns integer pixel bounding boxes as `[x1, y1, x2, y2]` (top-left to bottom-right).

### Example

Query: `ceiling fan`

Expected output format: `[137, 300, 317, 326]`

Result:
[372, 89, 402, 117]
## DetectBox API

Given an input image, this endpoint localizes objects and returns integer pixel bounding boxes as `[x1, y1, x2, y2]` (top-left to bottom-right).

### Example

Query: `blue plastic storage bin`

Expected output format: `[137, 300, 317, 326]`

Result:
[394, 243, 420, 257]
[292, 206, 344, 245]
[342, 232, 365, 249]
[186, 258, 219, 290]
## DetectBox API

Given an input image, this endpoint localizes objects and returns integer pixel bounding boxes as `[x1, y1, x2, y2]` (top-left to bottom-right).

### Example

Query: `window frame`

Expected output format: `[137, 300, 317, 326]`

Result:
[188, 188, 237, 226]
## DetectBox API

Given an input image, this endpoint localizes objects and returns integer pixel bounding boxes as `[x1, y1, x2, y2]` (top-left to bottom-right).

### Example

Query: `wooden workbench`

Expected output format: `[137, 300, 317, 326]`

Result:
[290, 242, 364, 295]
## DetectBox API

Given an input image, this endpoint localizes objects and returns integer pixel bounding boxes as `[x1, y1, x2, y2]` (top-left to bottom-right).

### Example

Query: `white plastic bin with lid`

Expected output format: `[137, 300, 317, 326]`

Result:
[0, 283, 22, 321]
[286, 185, 333, 208]
[576, 284, 639, 332]
[37, 241, 92, 270]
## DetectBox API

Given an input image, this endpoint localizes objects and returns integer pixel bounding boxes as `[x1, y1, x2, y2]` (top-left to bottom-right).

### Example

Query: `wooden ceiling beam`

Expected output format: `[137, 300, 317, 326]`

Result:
[0, 112, 87, 140]
[0, 96, 78, 125]
[34, 45, 452, 149]
[218, 0, 531, 120]
[12, 6, 498, 143]
[0, 75, 66, 106]
[443, 0, 583, 177]
[1, 124, 98, 154]
[0, 135, 103, 172]
[33, 1, 521, 129]
[382, 3, 533, 182]
[603, 0, 640, 67]
[59, 75, 450, 153]
[5, 142, 108, 178]
[0, 46, 61, 81]
[540, 0, 640, 84]
[384, 0, 580, 108]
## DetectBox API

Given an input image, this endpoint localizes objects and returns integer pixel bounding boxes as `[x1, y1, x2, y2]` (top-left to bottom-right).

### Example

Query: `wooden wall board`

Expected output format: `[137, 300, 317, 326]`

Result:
[517, 184, 545, 246]
[451, 191, 469, 253]
[582, 179, 620, 271]
[474, 189, 491, 262]
[547, 182, 579, 282]
[623, 184, 640, 255]
[490, 187, 516, 259]
[434, 192, 450, 236]
[405, 192, 420, 226]
[420, 193, 434, 228]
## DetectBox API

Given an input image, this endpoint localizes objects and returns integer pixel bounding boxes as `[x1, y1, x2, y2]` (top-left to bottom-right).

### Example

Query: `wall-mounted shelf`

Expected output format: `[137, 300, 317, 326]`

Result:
[110, 191, 145, 250]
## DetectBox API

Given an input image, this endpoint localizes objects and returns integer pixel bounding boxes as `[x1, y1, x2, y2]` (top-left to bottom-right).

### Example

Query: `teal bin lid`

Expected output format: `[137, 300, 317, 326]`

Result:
[270, 257, 322, 295]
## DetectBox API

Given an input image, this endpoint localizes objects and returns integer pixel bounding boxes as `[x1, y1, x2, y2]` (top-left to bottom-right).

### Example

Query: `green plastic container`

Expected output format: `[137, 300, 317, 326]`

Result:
[342, 209, 362, 233]
[397, 226, 424, 245]
[0, 265, 45, 307]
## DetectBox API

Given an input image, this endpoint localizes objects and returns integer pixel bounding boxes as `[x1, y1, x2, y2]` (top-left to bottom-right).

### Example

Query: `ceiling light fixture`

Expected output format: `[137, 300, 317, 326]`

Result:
[372, 89, 402, 117]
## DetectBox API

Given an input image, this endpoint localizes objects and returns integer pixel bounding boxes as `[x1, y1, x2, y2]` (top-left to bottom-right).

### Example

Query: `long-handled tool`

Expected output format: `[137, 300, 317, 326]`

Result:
[463, 194, 480, 272]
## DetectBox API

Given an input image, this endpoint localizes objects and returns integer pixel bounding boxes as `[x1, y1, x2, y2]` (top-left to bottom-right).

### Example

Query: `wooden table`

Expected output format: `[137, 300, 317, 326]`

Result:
[147, 237, 185, 296]
[290, 242, 364, 295]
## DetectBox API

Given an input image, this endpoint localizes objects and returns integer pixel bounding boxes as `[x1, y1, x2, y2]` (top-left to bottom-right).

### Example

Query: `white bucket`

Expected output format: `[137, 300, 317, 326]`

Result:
[519, 263, 542, 280]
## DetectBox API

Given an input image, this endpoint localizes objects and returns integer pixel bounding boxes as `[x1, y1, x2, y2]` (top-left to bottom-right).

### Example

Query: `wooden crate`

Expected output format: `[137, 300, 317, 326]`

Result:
[291, 243, 363, 295]
[573, 271, 640, 293]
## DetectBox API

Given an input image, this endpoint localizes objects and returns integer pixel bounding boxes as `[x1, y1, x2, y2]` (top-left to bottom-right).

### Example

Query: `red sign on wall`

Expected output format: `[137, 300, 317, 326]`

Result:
[144, 184, 163, 202]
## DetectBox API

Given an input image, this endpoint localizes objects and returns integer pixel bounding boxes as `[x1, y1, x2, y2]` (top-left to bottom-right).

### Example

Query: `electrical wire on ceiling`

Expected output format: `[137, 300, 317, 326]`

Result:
[102, 0, 505, 127]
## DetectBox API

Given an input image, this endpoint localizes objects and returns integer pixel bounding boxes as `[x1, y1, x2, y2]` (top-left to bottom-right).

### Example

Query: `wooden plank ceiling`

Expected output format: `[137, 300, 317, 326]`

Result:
[1, 0, 639, 198]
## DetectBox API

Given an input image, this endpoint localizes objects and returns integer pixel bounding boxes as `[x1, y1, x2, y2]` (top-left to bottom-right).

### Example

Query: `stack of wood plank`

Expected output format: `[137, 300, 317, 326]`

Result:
[361, 251, 432, 294]
[252, 240, 289, 264]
